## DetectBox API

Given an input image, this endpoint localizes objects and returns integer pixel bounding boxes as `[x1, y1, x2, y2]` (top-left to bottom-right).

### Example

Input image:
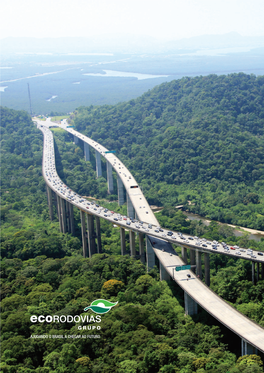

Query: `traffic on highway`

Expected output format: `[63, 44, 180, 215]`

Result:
[38, 121, 264, 265]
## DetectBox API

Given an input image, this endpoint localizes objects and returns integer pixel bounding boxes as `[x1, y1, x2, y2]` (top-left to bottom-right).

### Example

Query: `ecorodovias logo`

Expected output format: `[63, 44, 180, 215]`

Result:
[84, 299, 118, 314]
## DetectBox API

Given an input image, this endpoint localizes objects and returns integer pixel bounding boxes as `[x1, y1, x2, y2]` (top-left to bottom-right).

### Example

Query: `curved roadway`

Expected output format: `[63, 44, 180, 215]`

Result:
[36, 118, 264, 353]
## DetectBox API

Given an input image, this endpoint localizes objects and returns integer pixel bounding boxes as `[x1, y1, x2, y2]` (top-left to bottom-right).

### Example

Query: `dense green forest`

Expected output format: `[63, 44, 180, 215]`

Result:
[71, 73, 264, 230]
[1, 254, 264, 373]
[1, 72, 264, 373]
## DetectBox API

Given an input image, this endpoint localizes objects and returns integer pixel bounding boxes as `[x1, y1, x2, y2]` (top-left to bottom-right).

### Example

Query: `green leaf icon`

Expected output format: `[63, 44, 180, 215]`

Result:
[84, 299, 118, 314]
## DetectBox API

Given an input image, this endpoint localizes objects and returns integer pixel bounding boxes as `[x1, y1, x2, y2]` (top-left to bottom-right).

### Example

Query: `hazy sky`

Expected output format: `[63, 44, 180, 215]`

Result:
[1, 0, 264, 40]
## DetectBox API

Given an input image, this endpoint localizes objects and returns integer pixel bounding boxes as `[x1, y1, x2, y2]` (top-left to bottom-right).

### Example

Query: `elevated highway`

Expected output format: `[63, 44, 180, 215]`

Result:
[35, 118, 264, 355]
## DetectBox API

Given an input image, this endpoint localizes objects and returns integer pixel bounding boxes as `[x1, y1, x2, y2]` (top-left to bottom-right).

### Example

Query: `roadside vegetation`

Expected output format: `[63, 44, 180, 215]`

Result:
[71, 73, 264, 230]
[1, 72, 264, 371]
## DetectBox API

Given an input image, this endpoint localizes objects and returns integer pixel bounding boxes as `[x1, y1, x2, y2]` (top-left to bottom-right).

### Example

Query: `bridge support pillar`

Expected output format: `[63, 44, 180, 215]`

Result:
[129, 231, 136, 258]
[87, 214, 96, 257]
[127, 194, 135, 219]
[204, 252, 210, 287]
[117, 175, 125, 206]
[252, 262, 255, 285]
[95, 216, 102, 253]
[56, 195, 63, 232]
[84, 142, 90, 161]
[80, 210, 88, 258]
[241, 339, 258, 356]
[160, 262, 171, 281]
[184, 292, 198, 316]
[60, 198, 67, 234]
[74, 135, 79, 145]
[139, 233, 145, 264]
[46, 185, 54, 221]
[196, 251, 202, 279]
[146, 237, 155, 271]
[65, 201, 70, 232]
[68, 202, 75, 235]
[190, 249, 195, 271]
[95, 150, 102, 177]
[262, 263, 264, 280]
[181, 247, 188, 263]
[256, 262, 259, 282]
[107, 162, 114, 194]
[120, 228, 126, 255]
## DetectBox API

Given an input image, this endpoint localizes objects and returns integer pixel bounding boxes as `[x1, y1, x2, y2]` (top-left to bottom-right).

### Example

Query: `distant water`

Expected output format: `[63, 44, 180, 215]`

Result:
[180, 46, 254, 56]
[46, 95, 57, 102]
[67, 53, 113, 56]
[83, 69, 169, 80]
[0, 69, 77, 84]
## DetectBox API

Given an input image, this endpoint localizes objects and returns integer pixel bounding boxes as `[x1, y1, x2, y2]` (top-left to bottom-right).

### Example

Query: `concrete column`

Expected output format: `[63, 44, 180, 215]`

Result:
[204, 252, 210, 287]
[74, 135, 79, 145]
[95, 150, 102, 177]
[181, 247, 187, 263]
[107, 162, 114, 194]
[160, 262, 171, 281]
[80, 210, 88, 258]
[146, 237, 155, 271]
[256, 262, 259, 282]
[95, 216, 102, 253]
[139, 233, 145, 264]
[117, 175, 125, 206]
[120, 228, 126, 255]
[56, 195, 63, 232]
[184, 292, 198, 316]
[46, 185, 54, 221]
[196, 251, 202, 279]
[252, 262, 255, 285]
[190, 249, 195, 272]
[127, 194, 135, 219]
[87, 214, 96, 257]
[84, 142, 90, 161]
[60, 198, 67, 234]
[69, 202, 75, 235]
[262, 263, 264, 280]
[65, 201, 70, 232]
[241, 339, 257, 356]
[129, 231, 136, 258]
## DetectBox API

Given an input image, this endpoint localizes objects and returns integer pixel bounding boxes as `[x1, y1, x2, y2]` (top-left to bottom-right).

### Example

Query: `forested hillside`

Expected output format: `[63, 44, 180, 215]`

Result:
[72, 73, 264, 229]
[1, 77, 264, 373]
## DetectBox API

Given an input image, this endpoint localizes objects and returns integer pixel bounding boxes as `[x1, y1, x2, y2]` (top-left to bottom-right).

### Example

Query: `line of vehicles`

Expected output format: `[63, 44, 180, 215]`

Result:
[39, 123, 264, 264]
